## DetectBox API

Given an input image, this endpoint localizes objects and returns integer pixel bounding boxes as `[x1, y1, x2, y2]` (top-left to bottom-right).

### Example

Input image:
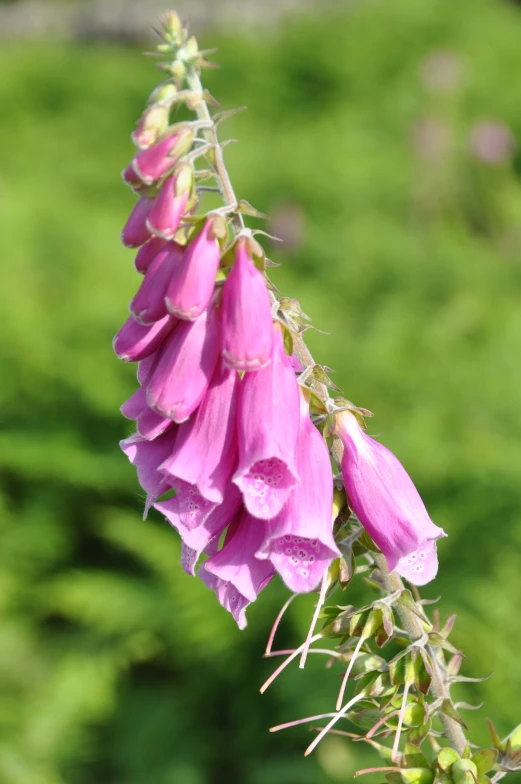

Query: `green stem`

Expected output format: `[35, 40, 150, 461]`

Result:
[185, 66, 244, 235]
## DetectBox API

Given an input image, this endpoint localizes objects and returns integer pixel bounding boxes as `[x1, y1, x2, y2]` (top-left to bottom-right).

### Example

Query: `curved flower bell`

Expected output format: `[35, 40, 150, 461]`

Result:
[334, 410, 446, 585]
[233, 325, 300, 520]
[257, 391, 339, 592]
[221, 237, 274, 371]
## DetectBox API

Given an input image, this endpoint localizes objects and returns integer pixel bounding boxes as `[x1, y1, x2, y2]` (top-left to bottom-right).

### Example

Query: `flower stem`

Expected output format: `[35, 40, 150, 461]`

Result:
[185, 66, 245, 235]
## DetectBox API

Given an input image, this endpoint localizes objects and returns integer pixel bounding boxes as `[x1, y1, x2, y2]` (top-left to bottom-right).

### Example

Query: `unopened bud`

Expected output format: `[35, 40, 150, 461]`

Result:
[147, 82, 178, 107]
[132, 105, 170, 149]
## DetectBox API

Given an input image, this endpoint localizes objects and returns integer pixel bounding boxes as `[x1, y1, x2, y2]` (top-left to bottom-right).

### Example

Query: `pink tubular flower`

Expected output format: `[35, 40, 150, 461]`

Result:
[131, 126, 194, 185]
[233, 325, 300, 520]
[159, 361, 239, 504]
[334, 410, 446, 585]
[119, 429, 176, 516]
[155, 483, 242, 576]
[146, 165, 192, 240]
[135, 236, 168, 274]
[221, 238, 274, 371]
[146, 298, 221, 423]
[130, 242, 183, 325]
[200, 510, 275, 627]
[121, 196, 152, 248]
[164, 217, 222, 320]
[256, 392, 339, 592]
[113, 313, 176, 362]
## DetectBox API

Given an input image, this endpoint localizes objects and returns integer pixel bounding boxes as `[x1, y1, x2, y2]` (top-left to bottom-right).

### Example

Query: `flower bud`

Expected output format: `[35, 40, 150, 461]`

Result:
[221, 238, 274, 371]
[334, 410, 446, 585]
[146, 298, 221, 423]
[159, 361, 239, 503]
[146, 164, 193, 240]
[164, 217, 223, 320]
[233, 325, 300, 519]
[130, 241, 183, 325]
[131, 125, 194, 185]
[147, 82, 178, 107]
[134, 236, 168, 274]
[256, 391, 339, 592]
[113, 313, 176, 362]
[132, 104, 170, 149]
[121, 196, 153, 248]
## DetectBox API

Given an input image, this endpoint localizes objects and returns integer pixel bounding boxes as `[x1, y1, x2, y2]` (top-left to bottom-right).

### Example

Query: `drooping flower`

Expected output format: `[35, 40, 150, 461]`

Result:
[120, 385, 175, 441]
[119, 428, 176, 516]
[221, 238, 274, 371]
[233, 325, 300, 520]
[159, 361, 239, 504]
[155, 483, 242, 576]
[113, 313, 176, 362]
[121, 196, 153, 248]
[334, 410, 446, 585]
[200, 510, 275, 628]
[146, 164, 193, 240]
[164, 216, 224, 320]
[131, 125, 194, 185]
[257, 391, 339, 592]
[146, 298, 221, 423]
[130, 242, 184, 325]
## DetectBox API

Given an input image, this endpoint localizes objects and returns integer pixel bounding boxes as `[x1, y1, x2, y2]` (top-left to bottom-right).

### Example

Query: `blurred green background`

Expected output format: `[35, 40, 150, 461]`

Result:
[2, 0, 521, 781]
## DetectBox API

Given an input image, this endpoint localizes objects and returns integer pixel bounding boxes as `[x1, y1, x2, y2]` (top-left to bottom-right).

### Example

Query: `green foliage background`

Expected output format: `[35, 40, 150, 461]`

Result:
[1, 0, 521, 781]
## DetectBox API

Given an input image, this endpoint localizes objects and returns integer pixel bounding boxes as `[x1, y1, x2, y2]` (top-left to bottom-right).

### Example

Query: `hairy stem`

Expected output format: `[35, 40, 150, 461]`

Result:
[374, 553, 467, 754]
[185, 66, 245, 234]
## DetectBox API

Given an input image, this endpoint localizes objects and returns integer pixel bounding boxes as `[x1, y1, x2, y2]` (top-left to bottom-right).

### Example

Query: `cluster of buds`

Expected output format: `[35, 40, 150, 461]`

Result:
[115, 13, 446, 630]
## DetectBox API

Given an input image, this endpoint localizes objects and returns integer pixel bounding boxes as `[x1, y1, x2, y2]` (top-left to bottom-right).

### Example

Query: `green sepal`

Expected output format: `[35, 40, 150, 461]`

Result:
[349, 610, 369, 638]
[438, 748, 461, 771]
[389, 652, 408, 685]
[471, 750, 498, 774]
[399, 768, 434, 784]
[338, 552, 356, 590]
[486, 719, 503, 750]
[408, 719, 432, 746]
[440, 699, 469, 731]
[451, 759, 478, 784]
[413, 650, 432, 695]
[427, 632, 462, 657]
[395, 590, 431, 626]
[403, 742, 430, 769]
[283, 326, 293, 356]
[358, 529, 381, 553]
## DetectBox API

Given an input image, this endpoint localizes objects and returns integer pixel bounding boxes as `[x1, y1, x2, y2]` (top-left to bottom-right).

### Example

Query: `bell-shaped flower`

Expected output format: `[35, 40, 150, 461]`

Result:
[146, 165, 193, 240]
[131, 125, 194, 185]
[221, 238, 274, 371]
[334, 410, 446, 585]
[130, 242, 184, 325]
[146, 298, 221, 423]
[164, 217, 223, 321]
[134, 236, 168, 274]
[200, 510, 275, 627]
[159, 361, 239, 504]
[121, 196, 152, 248]
[119, 429, 176, 516]
[199, 568, 251, 630]
[233, 325, 300, 520]
[256, 392, 340, 592]
[155, 484, 242, 576]
[113, 313, 176, 362]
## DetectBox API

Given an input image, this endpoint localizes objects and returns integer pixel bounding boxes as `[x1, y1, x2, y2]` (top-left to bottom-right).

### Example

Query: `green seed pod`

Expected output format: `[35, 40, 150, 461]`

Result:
[451, 758, 478, 784]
